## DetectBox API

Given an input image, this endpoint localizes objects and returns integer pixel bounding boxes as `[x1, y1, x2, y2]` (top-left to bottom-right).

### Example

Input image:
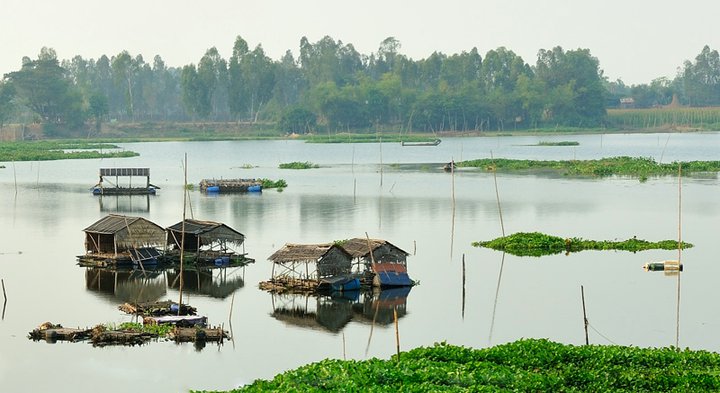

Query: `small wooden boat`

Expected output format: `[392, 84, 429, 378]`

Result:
[401, 139, 441, 146]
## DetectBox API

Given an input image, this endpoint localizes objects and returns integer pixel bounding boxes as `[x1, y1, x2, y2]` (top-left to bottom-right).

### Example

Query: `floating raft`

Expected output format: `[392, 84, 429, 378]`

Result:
[170, 326, 228, 343]
[401, 139, 441, 146]
[93, 168, 160, 195]
[200, 178, 262, 193]
[28, 323, 91, 342]
[119, 300, 197, 316]
[259, 277, 321, 294]
[143, 315, 207, 327]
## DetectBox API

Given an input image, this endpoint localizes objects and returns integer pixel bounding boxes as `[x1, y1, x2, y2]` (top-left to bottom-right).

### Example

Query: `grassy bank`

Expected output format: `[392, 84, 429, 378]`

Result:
[472, 232, 692, 257]
[457, 156, 720, 180]
[197, 339, 720, 392]
[608, 107, 720, 130]
[0, 141, 139, 162]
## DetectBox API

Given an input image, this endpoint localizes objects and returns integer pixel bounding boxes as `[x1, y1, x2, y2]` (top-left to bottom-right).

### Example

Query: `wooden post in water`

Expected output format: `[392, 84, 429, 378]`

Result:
[462, 254, 466, 319]
[394, 306, 400, 361]
[2, 278, 7, 320]
[581, 285, 589, 345]
[490, 151, 505, 236]
[675, 163, 682, 349]
[178, 154, 188, 314]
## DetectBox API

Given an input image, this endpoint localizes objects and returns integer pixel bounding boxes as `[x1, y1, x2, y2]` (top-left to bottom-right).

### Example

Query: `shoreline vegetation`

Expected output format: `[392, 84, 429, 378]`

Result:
[472, 232, 692, 257]
[0, 141, 139, 162]
[197, 339, 720, 392]
[457, 156, 720, 180]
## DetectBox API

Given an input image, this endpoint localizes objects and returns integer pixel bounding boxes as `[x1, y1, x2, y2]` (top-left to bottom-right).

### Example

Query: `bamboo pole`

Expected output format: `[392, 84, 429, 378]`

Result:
[179, 154, 187, 314]
[394, 306, 400, 361]
[462, 254, 466, 319]
[676, 164, 682, 349]
[490, 151, 505, 236]
[2, 279, 6, 303]
[581, 285, 589, 345]
[342, 332, 347, 360]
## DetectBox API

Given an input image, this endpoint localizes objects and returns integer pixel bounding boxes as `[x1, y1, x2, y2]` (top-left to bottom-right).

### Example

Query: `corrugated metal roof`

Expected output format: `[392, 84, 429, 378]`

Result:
[84, 214, 152, 234]
[340, 238, 409, 258]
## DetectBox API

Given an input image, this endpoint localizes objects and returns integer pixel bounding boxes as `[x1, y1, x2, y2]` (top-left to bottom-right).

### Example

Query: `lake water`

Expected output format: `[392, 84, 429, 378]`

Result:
[0, 132, 719, 392]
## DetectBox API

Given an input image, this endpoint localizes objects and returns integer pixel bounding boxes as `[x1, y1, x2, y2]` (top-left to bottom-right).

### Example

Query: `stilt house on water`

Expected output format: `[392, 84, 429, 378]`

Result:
[92, 168, 160, 195]
[165, 219, 254, 266]
[339, 238, 413, 287]
[264, 243, 358, 293]
[79, 214, 165, 267]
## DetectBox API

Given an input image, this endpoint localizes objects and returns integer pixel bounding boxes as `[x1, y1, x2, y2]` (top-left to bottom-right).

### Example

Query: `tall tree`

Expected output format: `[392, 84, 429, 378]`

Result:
[680, 45, 720, 106]
[5, 47, 85, 133]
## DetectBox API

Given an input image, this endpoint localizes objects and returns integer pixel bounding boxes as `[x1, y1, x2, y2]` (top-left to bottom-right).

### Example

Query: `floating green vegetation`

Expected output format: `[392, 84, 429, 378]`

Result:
[457, 156, 720, 179]
[258, 178, 287, 189]
[105, 322, 174, 337]
[472, 232, 692, 257]
[279, 161, 319, 169]
[302, 133, 437, 144]
[536, 140, 580, 146]
[0, 141, 139, 161]
[239, 163, 256, 169]
[204, 339, 720, 392]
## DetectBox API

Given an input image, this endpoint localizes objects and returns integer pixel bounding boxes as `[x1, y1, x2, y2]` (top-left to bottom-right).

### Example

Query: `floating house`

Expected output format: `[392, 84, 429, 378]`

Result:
[92, 168, 160, 195]
[199, 178, 262, 193]
[339, 238, 413, 287]
[79, 214, 166, 267]
[264, 243, 358, 293]
[165, 219, 253, 266]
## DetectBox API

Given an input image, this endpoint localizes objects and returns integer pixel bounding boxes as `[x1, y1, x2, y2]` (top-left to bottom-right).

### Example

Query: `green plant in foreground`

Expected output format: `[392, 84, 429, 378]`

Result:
[472, 232, 693, 257]
[279, 161, 319, 169]
[198, 339, 720, 392]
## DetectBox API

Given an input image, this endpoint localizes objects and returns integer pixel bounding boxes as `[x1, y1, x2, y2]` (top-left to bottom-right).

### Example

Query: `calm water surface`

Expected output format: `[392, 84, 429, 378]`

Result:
[0, 133, 718, 392]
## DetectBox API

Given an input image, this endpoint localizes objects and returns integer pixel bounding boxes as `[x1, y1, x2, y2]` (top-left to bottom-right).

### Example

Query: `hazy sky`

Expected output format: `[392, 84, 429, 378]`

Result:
[2, 0, 719, 85]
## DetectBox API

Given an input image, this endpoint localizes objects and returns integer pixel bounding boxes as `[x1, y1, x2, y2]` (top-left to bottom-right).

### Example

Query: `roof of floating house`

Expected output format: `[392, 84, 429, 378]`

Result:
[83, 214, 165, 247]
[268, 243, 351, 264]
[339, 238, 409, 259]
[166, 219, 245, 245]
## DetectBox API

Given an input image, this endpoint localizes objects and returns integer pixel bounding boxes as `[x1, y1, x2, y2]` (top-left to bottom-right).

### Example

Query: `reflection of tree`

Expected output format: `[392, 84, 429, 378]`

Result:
[84, 267, 166, 304]
[167, 267, 245, 299]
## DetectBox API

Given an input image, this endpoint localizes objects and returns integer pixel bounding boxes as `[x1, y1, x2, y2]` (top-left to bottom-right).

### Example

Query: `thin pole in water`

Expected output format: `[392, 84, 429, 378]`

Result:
[675, 164, 682, 349]
[462, 254, 466, 319]
[581, 285, 589, 345]
[394, 306, 400, 361]
[179, 153, 187, 314]
[491, 151, 505, 236]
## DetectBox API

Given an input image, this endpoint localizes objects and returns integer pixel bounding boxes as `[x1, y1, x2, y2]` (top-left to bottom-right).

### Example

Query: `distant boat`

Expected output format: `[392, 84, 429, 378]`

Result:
[401, 139, 441, 146]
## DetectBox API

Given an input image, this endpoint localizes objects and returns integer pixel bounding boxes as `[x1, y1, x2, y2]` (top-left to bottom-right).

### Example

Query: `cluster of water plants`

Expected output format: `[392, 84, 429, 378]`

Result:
[302, 133, 439, 144]
[0, 141, 138, 161]
[258, 178, 287, 190]
[472, 232, 692, 257]
[278, 161, 319, 169]
[457, 156, 720, 180]
[105, 322, 174, 337]
[205, 339, 720, 392]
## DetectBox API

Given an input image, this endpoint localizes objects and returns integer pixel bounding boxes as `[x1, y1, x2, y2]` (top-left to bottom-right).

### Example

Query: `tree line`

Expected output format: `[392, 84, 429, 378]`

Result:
[1, 35, 719, 137]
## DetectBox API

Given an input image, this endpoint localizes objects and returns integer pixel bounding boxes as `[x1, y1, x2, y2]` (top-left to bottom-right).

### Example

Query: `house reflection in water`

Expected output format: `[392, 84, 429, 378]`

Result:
[98, 194, 152, 213]
[270, 287, 411, 333]
[84, 267, 167, 303]
[167, 267, 245, 299]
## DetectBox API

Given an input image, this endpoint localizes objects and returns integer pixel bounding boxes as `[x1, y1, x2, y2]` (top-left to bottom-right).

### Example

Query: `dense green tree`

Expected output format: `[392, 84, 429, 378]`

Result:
[5, 48, 85, 133]
[535, 47, 606, 126]
[680, 45, 720, 106]
[278, 107, 316, 134]
[228, 36, 250, 120]
[180, 64, 211, 118]
[0, 80, 15, 128]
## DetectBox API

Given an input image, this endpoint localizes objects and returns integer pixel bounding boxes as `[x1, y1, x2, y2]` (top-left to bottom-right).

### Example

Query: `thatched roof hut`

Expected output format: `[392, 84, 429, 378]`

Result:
[268, 243, 352, 280]
[166, 219, 245, 252]
[83, 214, 165, 256]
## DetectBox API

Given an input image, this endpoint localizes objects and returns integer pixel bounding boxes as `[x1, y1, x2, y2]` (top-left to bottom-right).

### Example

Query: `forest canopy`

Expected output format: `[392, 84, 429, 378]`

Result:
[1, 36, 719, 137]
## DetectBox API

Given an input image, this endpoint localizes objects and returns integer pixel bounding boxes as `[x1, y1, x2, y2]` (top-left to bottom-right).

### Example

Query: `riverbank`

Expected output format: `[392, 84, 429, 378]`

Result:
[196, 339, 720, 392]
